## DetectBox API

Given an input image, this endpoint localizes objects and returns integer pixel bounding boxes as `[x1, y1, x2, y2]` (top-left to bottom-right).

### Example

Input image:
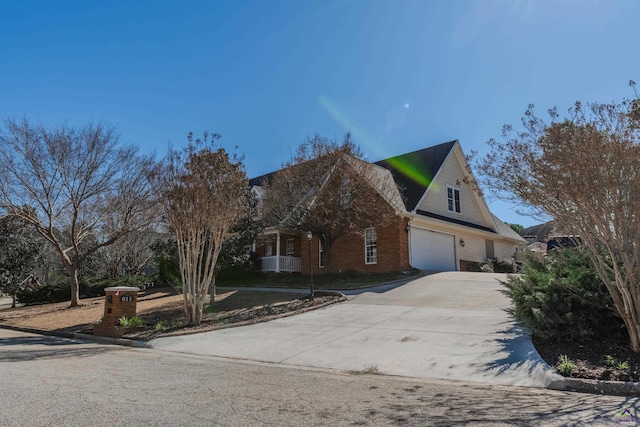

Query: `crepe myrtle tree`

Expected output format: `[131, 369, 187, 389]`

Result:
[476, 94, 640, 351]
[156, 132, 248, 325]
[0, 118, 156, 306]
[263, 133, 399, 272]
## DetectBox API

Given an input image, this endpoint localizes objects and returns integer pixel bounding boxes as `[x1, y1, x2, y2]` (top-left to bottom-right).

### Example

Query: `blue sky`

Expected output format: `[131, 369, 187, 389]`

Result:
[1, 0, 637, 227]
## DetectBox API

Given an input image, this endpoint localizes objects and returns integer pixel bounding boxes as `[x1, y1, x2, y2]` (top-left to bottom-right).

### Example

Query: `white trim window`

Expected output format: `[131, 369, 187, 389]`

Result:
[319, 241, 325, 268]
[365, 228, 377, 264]
[265, 244, 273, 257]
[286, 238, 295, 256]
[447, 185, 461, 213]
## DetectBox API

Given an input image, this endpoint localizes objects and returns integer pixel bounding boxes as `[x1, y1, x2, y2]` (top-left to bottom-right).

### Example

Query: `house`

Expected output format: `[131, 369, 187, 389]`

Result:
[249, 140, 525, 274]
[520, 220, 579, 254]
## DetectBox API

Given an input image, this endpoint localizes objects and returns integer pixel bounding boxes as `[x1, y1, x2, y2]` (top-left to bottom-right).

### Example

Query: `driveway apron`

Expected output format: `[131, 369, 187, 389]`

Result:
[149, 272, 561, 387]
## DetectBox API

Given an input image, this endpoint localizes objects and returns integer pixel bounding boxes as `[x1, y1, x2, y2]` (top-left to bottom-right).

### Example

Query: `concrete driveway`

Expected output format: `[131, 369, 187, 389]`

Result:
[149, 272, 561, 388]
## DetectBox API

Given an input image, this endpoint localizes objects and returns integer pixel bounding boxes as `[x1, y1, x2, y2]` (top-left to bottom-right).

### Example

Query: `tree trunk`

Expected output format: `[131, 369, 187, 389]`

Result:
[67, 265, 80, 307]
[184, 291, 204, 326]
[11, 292, 16, 308]
[623, 315, 640, 353]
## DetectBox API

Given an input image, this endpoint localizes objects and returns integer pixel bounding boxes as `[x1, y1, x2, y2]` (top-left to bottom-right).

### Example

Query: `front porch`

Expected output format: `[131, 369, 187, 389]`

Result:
[258, 230, 303, 273]
[261, 255, 301, 273]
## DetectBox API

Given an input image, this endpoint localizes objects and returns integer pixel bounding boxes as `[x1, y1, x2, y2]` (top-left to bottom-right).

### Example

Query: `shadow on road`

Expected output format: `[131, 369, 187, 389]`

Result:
[0, 335, 117, 362]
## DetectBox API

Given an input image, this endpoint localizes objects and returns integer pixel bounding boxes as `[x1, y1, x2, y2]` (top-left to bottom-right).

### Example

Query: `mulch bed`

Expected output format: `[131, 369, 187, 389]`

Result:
[124, 294, 345, 340]
[533, 334, 640, 382]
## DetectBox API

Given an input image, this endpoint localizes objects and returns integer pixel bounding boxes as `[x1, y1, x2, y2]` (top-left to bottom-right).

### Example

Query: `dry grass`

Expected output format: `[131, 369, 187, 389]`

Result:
[0, 287, 329, 337]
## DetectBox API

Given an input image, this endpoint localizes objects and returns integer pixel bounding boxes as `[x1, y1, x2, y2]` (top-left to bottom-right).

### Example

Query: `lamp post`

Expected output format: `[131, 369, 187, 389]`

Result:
[307, 231, 314, 301]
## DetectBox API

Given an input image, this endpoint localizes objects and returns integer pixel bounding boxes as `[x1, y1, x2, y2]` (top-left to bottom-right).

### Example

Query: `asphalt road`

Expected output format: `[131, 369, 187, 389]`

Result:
[1, 329, 639, 426]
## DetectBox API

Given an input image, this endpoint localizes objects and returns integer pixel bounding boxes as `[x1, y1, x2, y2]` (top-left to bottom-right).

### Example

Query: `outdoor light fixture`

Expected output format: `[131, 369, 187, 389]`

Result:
[459, 238, 465, 247]
[306, 231, 314, 300]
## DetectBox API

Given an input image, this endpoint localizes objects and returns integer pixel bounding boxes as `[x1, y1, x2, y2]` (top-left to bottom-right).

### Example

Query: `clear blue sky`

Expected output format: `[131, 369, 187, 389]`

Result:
[1, 0, 637, 227]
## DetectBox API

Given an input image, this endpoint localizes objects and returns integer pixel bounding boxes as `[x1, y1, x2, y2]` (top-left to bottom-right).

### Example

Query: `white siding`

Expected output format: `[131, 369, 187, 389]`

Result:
[416, 148, 493, 229]
[494, 241, 517, 259]
[458, 235, 516, 262]
[457, 234, 487, 263]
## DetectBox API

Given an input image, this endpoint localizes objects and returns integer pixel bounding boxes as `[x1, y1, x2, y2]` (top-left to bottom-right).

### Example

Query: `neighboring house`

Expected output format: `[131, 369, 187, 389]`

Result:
[520, 220, 579, 254]
[249, 140, 525, 274]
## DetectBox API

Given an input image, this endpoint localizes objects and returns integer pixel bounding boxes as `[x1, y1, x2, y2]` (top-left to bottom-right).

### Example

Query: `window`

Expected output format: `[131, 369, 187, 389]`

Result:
[365, 228, 377, 264]
[319, 241, 325, 268]
[447, 186, 461, 213]
[265, 244, 272, 257]
[286, 238, 295, 256]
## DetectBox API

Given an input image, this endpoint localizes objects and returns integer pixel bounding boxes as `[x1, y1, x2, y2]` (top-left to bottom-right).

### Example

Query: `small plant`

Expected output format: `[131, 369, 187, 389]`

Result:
[558, 355, 576, 376]
[155, 320, 168, 332]
[119, 316, 143, 327]
[170, 319, 185, 328]
[604, 355, 630, 371]
[605, 354, 616, 367]
[617, 360, 630, 371]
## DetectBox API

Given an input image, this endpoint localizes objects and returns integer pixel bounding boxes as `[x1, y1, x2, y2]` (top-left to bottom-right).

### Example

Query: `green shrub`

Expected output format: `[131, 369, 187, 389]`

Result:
[155, 320, 168, 332]
[502, 247, 624, 342]
[489, 257, 517, 273]
[16, 281, 70, 305]
[119, 316, 143, 327]
[17, 275, 153, 305]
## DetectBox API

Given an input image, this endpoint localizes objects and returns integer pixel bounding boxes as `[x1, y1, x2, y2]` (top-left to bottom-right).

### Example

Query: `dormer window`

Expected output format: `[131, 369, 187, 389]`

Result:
[447, 185, 461, 213]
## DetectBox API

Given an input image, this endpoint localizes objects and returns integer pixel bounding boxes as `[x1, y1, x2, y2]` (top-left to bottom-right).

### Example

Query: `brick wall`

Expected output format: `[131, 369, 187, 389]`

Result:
[102, 289, 139, 326]
[300, 216, 411, 275]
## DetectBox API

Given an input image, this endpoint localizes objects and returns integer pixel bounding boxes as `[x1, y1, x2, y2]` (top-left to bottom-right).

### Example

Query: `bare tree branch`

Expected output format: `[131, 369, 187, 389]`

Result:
[0, 118, 156, 306]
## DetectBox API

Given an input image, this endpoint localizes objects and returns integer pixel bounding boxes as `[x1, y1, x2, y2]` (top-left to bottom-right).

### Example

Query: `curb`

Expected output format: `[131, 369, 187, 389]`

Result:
[551, 377, 640, 397]
[0, 323, 149, 348]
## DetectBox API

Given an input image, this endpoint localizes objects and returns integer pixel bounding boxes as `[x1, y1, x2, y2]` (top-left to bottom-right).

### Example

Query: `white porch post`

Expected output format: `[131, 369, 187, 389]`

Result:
[275, 232, 281, 273]
[251, 241, 256, 252]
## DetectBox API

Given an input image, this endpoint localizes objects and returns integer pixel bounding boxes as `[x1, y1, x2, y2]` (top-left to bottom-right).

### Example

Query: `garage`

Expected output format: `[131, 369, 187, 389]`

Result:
[410, 227, 457, 271]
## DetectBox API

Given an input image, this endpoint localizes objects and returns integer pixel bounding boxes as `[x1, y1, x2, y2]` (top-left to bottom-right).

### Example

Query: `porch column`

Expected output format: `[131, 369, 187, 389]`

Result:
[251, 242, 256, 252]
[275, 232, 281, 273]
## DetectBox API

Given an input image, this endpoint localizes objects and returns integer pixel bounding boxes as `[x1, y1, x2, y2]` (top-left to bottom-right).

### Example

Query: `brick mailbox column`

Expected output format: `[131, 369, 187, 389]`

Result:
[93, 286, 140, 338]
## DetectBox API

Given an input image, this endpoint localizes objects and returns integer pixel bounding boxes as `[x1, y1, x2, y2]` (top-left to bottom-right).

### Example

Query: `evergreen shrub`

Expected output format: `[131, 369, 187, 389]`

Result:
[502, 247, 624, 341]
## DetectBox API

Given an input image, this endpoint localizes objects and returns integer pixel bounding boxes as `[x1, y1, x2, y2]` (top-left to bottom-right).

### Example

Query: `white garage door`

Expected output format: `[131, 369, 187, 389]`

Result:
[410, 228, 457, 271]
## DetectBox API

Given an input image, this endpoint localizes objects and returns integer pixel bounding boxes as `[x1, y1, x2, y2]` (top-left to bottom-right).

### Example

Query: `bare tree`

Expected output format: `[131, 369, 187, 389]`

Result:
[477, 99, 640, 351]
[264, 133, 401, 272]
[0, 118, 156, 306]
[156, 132, 248, 325]
[101, 228, 159, 278]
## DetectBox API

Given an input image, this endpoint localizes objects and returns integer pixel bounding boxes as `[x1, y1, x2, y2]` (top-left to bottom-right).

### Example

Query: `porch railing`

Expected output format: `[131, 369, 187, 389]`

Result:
[261, 256, 302, 273]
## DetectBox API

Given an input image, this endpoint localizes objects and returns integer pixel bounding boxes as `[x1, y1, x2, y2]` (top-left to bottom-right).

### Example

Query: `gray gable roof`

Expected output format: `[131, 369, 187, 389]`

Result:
[374, 140, 457, 211]
[250, 140, 457, 213]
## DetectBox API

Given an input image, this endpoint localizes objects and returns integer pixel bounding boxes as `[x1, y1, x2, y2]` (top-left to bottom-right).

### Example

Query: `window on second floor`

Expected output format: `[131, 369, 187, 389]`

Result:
[447, 185, 461, 213]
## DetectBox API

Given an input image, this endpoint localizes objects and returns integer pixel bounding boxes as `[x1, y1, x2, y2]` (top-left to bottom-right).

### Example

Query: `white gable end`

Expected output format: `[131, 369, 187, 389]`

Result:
[415, 144, 494, 230]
